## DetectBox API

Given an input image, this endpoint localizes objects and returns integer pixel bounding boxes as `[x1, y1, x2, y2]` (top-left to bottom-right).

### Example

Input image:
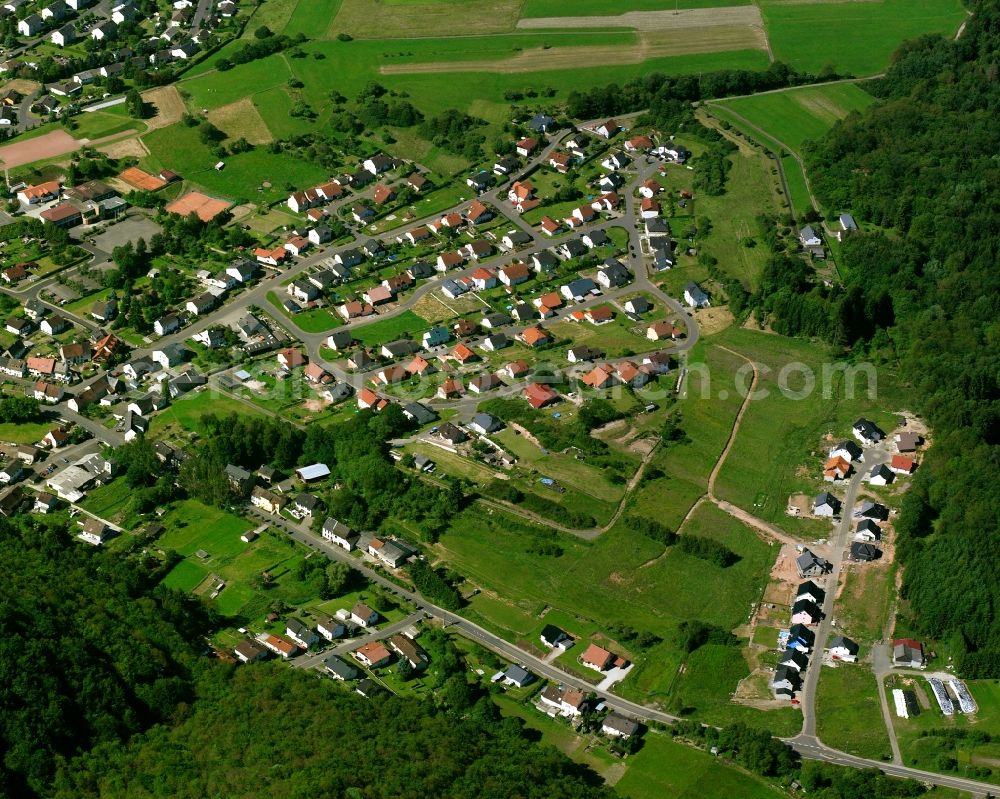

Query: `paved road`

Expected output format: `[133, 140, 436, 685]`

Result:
[292, 611, 424, 670]
[250, 503, 1000, 797]
[798, 445, 890, 740]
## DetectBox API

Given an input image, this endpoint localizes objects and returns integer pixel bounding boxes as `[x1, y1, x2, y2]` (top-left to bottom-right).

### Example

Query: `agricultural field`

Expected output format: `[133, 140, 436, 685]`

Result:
[759, 0, 967, 77]
[714, 82, 876, 154]
[815, 663, 893, 760]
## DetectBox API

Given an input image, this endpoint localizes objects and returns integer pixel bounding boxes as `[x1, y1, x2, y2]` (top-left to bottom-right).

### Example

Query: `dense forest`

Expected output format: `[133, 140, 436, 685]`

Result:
[0, 514, 213, 798]
[760, 3, 1000, 673]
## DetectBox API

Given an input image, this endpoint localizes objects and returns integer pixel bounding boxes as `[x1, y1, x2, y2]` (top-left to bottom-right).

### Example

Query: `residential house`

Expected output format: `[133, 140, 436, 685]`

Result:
[465, 200, 493, 225]
[580, 643, 617, 672]
[234, 640, 267, 664]
[515, 136, 538, 157]
[285, 618, 319, 650]
[586, 306, 614, 325]
[830, 440, 863, 462]
[152, 342, 187, 369]
[854, 519, 882, 542]
[185, 292, 215, 316]
[502, 230, 532, 250]
[540, 216, 561, 236]
[850, 542, 880, 562]
[518, 326, 549, 348]
[796, 548, 831, 578]
[560, 277, 597, 301]
[540, 684, 588, 717]
[532, 250, 559, 273]
[481, 333, 509, 352]
[603, 713, 640, 739]
[502, 664, 534, 688]
[540, 624, 573, 649]
[827, 636, 860, 662]
[791, 599, 822, 625]
[350, 602, 379, 628]
[853, 418, 884, 446]
[601, 151, 630, 171]
[771, 665, 801, 698]
[504, 360, 530, 380]
[354, 641, 392, 668]
[813, 492, 841, 517]
[624, 297, 651, 316]
[823, 455, 851, 482]
[889, 454, 916, 475]
[322, 518, 357, 551]
[324, 656, 359, 681]
[499, 262, 530, 287]
[594, 119, 619, 138]
[779, 648, 809, 672]
[154, 314, 180, 337]
[683, 282, 710, 308]
[250, 486, 286, 515]
[261, 634, 299, 659]
[557, 239, 587, 261]
[596, 260, 630, 289]
[796, 580, 825, 606]
[466, 171, 493, 193]
[389, 634, 429, 670]
[895, 431, 923, 453]
[787, 624, 815, 653]
[524, 382, 558, 409]
[78, 517, 112, 546]
[338, 301, 374, 321]
[853, 500, 889, 521]
[867, 463, 894, 486]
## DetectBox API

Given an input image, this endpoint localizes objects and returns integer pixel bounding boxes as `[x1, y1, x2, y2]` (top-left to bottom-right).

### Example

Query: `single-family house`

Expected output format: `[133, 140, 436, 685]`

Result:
[796, 548, 831, 578]
[827, 636, 860, 662]
[813, 492, 841, 517]
[867, 463, 894, 486]
[596, 260, 630, 289]
[580, 643, 616, 672]
[351, 602, 379, 628]
[524, 382, 558, 409]
[853, 418, 884, 446]
[850, 542, 880, 562]
[684, 282, 710, 308]
[791, 599, 822, 625]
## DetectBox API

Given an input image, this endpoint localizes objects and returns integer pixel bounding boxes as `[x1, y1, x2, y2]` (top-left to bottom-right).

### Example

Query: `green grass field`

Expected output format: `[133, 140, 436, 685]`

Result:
[717, 82, 876, 153]
[352, 309, 425, 344]
[73, 108, 146, 140]
[710, 327, 907, 532]
[615, 732, 781, 799]
[816, 663, 892, 760]
[761, 0, 967, 76]
[149, 389, 263, 438]
[141, 122, 329, 204]
[0, 419, 51, 444]
[283, 0, 343, 36]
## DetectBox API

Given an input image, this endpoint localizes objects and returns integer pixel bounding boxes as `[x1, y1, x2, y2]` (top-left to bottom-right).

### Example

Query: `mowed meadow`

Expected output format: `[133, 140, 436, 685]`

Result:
[714, 81, 877, 152]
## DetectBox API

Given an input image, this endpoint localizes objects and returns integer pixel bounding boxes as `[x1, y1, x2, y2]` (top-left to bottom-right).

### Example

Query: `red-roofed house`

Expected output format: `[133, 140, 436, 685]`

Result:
[540, 216, 561, 236]
[451, 343, 477, 364]
[524, 382, 558, 409]
[354, 641, 392, 668]
[515, 137, 538, 157]
[277, 347, 306, 370]
[372, 184, 395, 205]
[889, 455, 916, 475]
[518, 326, 549, 347]
[580, 643, 616, 672]
[586, 306, 614, 325]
